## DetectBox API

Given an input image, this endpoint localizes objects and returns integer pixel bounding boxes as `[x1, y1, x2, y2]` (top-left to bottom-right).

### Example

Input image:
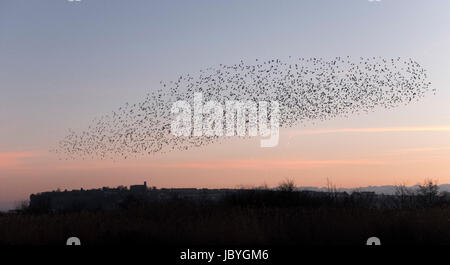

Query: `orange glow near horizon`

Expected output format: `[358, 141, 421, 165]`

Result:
[290, 126, 450, 135]
[1, 125, 450, 206]
[159, 159, 382, 169]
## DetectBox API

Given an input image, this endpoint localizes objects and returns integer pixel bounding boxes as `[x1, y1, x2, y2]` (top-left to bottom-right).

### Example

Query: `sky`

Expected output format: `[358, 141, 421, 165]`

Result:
[1, 0, 450, 210]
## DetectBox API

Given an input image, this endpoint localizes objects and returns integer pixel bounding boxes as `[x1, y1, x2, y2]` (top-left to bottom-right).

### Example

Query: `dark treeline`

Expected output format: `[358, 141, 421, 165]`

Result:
[21, 179, 450, 213]
[1, 179, 450, 245]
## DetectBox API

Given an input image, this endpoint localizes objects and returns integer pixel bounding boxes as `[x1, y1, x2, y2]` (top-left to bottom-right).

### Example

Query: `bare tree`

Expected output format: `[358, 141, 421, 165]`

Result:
[278, 178, 295, 192]
[395, 183, 412, 197]
[394, 183, 413, 208]
[326, 178, 338, 201]
[417, 179, 439, 206]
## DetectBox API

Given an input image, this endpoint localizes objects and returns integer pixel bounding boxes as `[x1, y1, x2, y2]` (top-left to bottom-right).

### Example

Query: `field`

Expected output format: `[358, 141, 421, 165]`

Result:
[1, 189, 450, 245]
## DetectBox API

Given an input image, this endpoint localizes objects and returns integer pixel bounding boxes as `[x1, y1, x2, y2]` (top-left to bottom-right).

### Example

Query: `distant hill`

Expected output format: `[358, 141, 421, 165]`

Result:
[0, 201, 15, 212]
[297, 184, 450, 195]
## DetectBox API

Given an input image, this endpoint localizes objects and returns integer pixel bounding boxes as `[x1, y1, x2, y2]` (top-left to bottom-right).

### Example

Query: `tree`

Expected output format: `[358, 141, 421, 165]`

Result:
[326, 178, 338, 201]
[394, 183, 413, 208]
[417, 179, 439, 206]
[278, 178, 295, 192]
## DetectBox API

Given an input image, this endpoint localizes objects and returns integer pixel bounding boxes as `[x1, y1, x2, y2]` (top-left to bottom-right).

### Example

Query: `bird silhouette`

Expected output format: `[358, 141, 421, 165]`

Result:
[55, 56, 433, 160]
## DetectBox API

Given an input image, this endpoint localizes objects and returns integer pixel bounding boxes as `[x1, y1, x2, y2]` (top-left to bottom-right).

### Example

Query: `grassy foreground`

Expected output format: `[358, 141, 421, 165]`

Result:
[1, 190, 450, 245]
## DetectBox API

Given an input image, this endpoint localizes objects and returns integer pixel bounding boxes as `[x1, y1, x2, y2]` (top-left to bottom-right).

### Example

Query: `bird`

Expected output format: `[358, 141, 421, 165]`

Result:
[55, 56, 433, 160]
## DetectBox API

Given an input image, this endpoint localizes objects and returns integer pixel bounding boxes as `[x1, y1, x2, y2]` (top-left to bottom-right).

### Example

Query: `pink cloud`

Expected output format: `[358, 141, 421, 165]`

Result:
[290, 126, 450, 135]
[154, 158, 382, 170]
[0, 152, 36, 169]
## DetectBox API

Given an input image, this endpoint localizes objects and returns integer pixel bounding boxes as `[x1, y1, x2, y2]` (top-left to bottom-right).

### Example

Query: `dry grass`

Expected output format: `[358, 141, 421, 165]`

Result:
[1, 193, 450, 245]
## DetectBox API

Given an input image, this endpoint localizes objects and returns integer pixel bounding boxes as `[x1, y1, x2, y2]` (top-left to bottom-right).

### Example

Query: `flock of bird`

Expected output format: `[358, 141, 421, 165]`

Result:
[56, 56, 433, 159]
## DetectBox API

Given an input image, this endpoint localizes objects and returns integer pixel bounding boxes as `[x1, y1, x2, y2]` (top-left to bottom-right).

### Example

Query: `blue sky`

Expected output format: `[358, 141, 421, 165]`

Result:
[2, 0, 449, 150]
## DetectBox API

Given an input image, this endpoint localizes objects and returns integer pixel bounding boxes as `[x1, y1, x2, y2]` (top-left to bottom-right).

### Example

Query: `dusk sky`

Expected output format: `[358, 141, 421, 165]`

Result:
[1, 0, 450, 210]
